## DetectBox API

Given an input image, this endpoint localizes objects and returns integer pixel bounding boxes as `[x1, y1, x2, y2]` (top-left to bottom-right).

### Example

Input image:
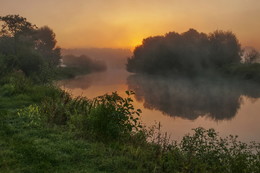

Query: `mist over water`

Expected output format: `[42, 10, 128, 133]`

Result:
[62, 48, 132, 69]
[58, 68, 260, 143]
[127, 74, 260, 121]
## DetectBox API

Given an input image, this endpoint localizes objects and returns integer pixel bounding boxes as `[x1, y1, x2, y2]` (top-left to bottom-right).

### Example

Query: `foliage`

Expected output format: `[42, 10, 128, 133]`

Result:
[0, 14, 61, 82]
[34, 26, 61, 66]
[84, 91, 142, 141]
[39, 89, 142, 141]
[0, 54, 18, 76]
[177, 127, 260, 172]
[127, 29, 241, 76]
[40, 90, 90, 125]
[0, 14, 37, 37]
[1, 108, 259, 173]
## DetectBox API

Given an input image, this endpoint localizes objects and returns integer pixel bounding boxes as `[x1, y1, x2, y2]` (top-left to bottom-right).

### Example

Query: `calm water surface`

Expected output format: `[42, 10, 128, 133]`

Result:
[59, 69, 260, 143]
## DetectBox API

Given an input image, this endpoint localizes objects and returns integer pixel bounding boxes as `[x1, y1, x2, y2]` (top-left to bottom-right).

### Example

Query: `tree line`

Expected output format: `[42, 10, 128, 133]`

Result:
[62, 54, 107, 73]
[127, 29, 259, 76]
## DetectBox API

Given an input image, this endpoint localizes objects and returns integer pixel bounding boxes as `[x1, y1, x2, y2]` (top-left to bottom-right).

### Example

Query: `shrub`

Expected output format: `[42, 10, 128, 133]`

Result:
[173, 127, 260, 173]
[40, 90, 90, 125]
[39, 90, 143, 141]
[83, 91, 142, 141]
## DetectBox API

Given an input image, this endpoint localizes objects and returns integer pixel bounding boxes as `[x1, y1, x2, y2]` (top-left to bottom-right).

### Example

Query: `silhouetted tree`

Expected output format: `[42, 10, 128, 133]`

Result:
[34, 26, 61, 66]
[208, 30, 241, 67]
[0, 14, 36, 37]
[127, 29, 242, 76]
[0, 14, 61, 81]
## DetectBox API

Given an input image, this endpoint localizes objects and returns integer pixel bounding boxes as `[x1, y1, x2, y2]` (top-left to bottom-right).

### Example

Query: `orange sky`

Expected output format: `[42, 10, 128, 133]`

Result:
[1, 0, 260, 50]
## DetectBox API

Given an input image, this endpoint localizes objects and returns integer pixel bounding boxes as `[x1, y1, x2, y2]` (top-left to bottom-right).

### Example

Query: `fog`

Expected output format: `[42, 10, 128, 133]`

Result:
[62, 54, 107, 72]
[127, 74, 260, 120]
[58, 69, 129, 90]
[62, 48, 132, 69]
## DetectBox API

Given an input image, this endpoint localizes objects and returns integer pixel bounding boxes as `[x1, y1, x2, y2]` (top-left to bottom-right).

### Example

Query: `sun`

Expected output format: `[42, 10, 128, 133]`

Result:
[129, 38, 143, 51]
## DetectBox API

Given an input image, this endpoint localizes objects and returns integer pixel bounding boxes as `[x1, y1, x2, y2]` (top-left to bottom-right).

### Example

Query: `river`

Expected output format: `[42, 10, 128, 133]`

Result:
[58, 69, 260, 143]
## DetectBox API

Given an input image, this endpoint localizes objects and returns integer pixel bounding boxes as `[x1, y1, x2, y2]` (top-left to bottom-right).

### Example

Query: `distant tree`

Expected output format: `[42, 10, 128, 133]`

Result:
[127, 29, 242, 76]
[208, 30, 241, 67]
[62, 54, 107, 72]
[243, 48, 259, 64]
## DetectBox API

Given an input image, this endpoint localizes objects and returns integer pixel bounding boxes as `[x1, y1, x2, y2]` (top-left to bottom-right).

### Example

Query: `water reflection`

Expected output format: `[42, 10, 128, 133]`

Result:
[127, 74, 260, 121]
[58, 75, 93, 89]
[58, 69, 128, 89]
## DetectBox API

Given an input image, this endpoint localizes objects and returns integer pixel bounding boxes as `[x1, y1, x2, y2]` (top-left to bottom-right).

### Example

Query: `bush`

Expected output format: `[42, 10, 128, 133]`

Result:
[40, 90, 142, 141]
[84, 91, 142, 141]
[40, 90, 90, 125]
[176, 127, 260, 172]
[132, 127, 260, 173]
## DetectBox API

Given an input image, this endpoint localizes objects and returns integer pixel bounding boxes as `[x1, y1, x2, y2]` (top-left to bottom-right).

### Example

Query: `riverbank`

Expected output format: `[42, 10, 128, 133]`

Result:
[0, 72, 260, 173]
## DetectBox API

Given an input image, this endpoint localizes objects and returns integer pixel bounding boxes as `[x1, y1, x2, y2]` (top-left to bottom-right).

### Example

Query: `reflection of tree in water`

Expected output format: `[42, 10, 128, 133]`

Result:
[127, 75, 260, 120]
[58, 75, 93, 90]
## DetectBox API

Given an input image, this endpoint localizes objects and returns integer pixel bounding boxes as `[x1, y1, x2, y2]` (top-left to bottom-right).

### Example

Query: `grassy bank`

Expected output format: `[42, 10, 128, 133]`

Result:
[224, 63, 260, 82]
[0, 73, 260, 173]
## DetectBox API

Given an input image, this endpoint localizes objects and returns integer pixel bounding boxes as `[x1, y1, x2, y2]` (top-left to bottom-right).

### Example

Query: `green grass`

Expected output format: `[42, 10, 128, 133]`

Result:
[0, 113, 109, 173]
[0, 84, 60, 111]
[1, 110, 259, 173]
[0, 73, 63, 111]
[0, 112, 170, 173]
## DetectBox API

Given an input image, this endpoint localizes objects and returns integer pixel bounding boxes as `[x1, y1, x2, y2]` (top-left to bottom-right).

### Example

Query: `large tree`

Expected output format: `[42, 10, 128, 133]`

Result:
[0, 14, 61, 78]
[0, 14, 37, 37]
[34, 26, 61, 66]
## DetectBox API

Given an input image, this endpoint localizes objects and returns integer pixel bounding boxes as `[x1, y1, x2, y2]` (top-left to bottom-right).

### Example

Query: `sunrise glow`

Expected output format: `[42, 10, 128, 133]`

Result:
[1, 0, 260, 50]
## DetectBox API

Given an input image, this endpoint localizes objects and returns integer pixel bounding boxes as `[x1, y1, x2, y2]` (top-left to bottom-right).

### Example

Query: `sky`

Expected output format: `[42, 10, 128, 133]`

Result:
[1, 0, 260, 50]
